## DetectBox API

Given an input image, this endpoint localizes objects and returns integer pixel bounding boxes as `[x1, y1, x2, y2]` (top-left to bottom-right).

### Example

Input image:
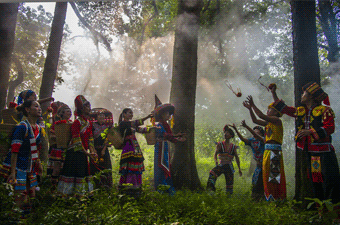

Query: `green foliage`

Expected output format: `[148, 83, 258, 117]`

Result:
[22, 178, 319, 224]
[0, 180, 21, 223]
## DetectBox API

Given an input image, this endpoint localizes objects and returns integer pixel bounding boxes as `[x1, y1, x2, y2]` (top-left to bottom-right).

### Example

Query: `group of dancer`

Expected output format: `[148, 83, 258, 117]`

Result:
[0, 91, 185, 216]
[1, 81, 340, 217]
[207, 82, 340, 204]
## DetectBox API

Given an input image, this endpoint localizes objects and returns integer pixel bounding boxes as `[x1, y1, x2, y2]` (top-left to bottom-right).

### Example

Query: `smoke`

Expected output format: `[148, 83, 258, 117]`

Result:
[323, 62, 340, 154]
[58, 0, 297, 155]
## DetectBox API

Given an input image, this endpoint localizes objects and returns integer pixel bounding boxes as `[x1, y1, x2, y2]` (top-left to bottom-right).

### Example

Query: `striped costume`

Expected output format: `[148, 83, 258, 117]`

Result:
[207, 141, 238, 194]
[0, 120, 41, 191]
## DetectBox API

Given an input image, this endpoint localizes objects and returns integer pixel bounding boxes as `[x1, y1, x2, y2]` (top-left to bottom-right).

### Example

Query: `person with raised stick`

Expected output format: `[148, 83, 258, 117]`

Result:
[269, 82, 340, 204]
[243, 95, 286, 201]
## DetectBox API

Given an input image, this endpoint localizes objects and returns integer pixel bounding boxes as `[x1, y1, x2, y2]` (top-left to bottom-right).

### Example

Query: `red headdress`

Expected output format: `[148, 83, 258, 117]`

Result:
[74, 95, 89, 116]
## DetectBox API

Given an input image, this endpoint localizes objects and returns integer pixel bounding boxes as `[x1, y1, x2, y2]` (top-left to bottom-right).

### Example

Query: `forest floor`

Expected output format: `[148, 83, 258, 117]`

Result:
[1, 135, 339, 224]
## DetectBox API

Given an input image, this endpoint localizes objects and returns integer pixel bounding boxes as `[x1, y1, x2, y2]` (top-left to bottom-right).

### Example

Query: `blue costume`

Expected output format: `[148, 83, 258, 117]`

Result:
[246, 137, 265, 200]
[154, 121, 177, 194]
[0, 120, 41, 191]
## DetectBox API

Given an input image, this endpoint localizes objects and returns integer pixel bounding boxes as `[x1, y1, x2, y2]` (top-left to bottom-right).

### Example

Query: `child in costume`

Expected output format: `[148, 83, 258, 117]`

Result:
[48, 104, 72, 186]
[207, 125, 242, 194]
[153, 95, 186, 194]
[243, 95, 286, 201]
[230, 121, 265, 200]
[0, 100, 42, 217]
[91, 110, 113, 189]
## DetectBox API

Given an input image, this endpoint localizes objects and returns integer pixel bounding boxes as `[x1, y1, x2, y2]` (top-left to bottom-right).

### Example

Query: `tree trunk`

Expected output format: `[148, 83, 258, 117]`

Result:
[318, 0, 339, 62]
[0, 3, 19, 112]
[291, 0, 320, 205]
[170, 0, 203, 191]
[7, 57, 24, 105]
[39, 2, 67, 113]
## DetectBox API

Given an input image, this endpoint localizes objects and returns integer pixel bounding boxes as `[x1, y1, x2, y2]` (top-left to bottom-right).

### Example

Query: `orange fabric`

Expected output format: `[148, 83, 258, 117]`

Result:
[262, 149, 286, 201]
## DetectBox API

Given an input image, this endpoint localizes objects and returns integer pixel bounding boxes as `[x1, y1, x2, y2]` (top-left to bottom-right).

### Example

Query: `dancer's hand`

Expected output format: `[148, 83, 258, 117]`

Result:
[241, 120, 247, 127]
[243, 101, 251, 109]
[246, 95, 254, 107]
[229, 123, 237, 130]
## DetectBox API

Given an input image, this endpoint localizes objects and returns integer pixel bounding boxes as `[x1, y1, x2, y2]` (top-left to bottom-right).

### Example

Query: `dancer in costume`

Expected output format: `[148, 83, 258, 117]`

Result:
[48, 104, 72, 186]
[270, 82, 340, 203]
[207, 125, 242, 194]
[57, 95, 97, 195]
[243, 95, 286, 201]
[91, 111, 113, 189]
[0, 100, 42, 217]
[118, 108, 152, 196]
[230, 121, 265, 200]
[153, 95, 186, 194]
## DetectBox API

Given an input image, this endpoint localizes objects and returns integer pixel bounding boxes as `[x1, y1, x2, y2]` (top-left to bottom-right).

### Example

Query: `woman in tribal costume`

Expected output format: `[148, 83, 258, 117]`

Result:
[57, 95, 97, 195]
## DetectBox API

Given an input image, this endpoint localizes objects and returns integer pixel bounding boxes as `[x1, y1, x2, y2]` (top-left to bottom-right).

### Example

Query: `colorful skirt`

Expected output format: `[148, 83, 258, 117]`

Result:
[307, 149, 340, 203]
[154, 141, 175, 194]
[119, 139, 144, 187]
[57, 149, 93, 195]
[0, 164, 38, 191]
[263, 144, 286, 201]
[90, 146, 113, 188]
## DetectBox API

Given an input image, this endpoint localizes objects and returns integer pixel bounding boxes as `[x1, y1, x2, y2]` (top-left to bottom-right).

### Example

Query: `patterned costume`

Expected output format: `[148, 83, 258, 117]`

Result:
[57, 96, 94, 195]
[119, 119, 147, 188]
[91, 122, 113, 188]
[262, 121, 286, 201]
[154, 120, 178, 194]
[246, 137, 265, 200]
[207, 141, 238, 194]
[272, 83, 340, 203]
[0, 120, 41, 191]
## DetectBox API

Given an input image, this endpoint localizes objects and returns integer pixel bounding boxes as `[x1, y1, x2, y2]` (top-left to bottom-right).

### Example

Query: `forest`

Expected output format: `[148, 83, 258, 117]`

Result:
[1, 0, 340, 224]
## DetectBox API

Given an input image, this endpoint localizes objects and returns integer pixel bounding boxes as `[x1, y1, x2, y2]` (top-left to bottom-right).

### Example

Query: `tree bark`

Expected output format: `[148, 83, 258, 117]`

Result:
[7, 57, 24, 105]
[291, 0, 320, 206]
[170, 0, 203, 191]
[39, 2, 67, 114]
[0, 3, 19, 111]
[318, 0, 339, 62]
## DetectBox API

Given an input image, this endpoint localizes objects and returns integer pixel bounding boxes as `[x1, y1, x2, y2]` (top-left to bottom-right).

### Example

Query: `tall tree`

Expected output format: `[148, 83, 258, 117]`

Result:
[291, 0, 320, 204]
[39, 2, 67, 113]
[318, 0, 339, 62]
[170, 0, 203, 190]
[0, 3, 19, 111]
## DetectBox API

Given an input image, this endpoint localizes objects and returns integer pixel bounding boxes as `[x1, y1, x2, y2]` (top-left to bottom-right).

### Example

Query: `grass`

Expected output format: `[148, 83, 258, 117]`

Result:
[0, 133, 336, 224]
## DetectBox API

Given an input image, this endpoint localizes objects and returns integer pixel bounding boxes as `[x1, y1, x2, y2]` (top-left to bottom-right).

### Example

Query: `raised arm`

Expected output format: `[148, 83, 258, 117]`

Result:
[243, 100, 267, 126]
[234, 147, 242, 177]
[241, 120, 265, 143]
[269, 84, 279, 102]
[230, 123, 249, 145]
[247, 95, 281, 125]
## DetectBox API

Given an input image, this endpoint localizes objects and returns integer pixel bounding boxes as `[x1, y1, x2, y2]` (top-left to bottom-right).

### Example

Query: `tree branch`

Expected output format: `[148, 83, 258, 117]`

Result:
[139, 0, 158, 45]
[7, 56, 24, 103]
[69, 2, 112, 52]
